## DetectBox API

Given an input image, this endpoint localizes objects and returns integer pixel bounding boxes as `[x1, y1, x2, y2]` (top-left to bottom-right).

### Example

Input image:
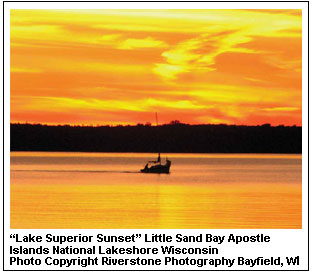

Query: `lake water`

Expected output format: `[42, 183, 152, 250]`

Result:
[10, 152, 302, 229]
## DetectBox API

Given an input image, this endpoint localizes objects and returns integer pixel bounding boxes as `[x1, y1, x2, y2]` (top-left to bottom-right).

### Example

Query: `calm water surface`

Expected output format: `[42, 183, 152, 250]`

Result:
[10, 152, 301, 229]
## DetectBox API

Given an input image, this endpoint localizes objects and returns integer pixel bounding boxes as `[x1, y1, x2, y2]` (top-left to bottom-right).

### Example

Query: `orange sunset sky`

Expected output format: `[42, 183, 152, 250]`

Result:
[10, 9, 302, 126]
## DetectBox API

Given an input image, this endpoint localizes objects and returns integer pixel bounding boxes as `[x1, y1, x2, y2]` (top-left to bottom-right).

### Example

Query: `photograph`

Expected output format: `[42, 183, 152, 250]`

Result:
[10, 8, 302, 229]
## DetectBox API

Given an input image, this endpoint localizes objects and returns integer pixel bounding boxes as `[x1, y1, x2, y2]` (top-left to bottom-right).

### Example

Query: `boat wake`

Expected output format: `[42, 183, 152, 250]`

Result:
[11, 170, 141, 174]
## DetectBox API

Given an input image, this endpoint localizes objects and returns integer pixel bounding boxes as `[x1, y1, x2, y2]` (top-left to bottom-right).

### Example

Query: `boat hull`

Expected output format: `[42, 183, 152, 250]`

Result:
[140, 165, 170, 174]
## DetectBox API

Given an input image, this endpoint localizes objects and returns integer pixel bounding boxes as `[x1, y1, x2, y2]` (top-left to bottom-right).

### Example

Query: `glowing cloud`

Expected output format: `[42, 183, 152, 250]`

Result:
[10, 9, 302, 126]
[117, 37, 168, 50]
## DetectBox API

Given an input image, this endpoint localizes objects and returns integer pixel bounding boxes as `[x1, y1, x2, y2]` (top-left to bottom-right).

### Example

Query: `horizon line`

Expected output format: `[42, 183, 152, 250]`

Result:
[10, 122, 302, 128]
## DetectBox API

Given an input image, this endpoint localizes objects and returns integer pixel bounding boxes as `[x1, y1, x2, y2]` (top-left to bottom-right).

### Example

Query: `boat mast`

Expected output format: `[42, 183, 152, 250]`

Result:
[156, 112, 161, 162]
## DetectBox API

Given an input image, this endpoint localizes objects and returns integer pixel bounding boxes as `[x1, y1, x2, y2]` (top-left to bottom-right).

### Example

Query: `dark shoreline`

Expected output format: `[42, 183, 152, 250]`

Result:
[10, 123, 302, 154]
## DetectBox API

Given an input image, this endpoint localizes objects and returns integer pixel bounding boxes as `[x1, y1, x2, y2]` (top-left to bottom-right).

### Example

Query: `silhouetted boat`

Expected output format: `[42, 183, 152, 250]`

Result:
[141, 153, 171, 174]
[140, 113, 171, 174]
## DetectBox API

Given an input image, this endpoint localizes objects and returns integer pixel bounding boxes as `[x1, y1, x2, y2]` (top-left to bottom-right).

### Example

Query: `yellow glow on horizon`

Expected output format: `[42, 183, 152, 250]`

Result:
[10, 9, 302, 126]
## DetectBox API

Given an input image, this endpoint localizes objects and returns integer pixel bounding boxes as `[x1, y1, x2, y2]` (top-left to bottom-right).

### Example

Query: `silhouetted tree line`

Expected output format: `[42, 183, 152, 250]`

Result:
[10, 123, 301, 153]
